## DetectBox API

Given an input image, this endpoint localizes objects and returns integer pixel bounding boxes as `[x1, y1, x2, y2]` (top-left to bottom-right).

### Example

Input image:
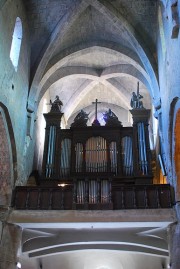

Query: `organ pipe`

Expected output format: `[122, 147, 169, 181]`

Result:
[76, 179, 110, 204]
[46, 126, 56, 178]
[121, 136, 133, 176]
[75, 143, 83, 172]
[137, 122, 148, 175]
[110, 142, 117, 174]
[85, 137, 108, 173]
[60, 138, 71, 177]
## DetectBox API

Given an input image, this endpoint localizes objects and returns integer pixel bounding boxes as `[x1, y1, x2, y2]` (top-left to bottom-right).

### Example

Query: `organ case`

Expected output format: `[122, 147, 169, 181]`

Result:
[41, 107, 152, 185]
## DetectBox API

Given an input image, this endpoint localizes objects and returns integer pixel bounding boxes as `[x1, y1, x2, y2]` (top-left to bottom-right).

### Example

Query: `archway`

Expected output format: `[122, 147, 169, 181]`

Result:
[0, 104, 17, 205]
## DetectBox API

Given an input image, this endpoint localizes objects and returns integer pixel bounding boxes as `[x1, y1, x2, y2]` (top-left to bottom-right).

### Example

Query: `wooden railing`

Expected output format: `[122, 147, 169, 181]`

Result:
[11, 183, 174, 210]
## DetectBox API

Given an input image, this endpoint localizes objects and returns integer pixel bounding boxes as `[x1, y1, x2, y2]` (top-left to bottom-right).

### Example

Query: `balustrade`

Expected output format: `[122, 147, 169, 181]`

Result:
[11, 183, 174, 210]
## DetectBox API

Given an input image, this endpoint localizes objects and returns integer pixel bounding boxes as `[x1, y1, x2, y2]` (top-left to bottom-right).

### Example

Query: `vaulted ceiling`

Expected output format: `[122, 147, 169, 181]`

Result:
[24, 0, 159, 127]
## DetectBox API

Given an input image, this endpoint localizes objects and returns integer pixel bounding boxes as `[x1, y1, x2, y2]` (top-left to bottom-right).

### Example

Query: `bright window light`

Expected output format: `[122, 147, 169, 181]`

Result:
[10, 17, 22, 71]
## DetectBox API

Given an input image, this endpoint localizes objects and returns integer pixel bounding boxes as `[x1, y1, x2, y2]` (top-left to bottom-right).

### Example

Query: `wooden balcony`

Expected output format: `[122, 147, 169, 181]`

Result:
[11, 183, 174, 210]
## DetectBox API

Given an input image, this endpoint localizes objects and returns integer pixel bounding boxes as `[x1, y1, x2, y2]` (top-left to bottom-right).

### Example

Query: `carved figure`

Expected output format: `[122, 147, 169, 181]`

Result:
[103, 109, 121, 126]
[71, 110, 89, 127]
[75, 110, 89, 121]
[130, 91, 143, 109]
[50, 95, 63, 112]
[103, 109, 117, 121]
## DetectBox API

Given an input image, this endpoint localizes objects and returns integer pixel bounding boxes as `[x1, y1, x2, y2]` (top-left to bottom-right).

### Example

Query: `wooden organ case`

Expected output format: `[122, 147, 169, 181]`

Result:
[40, 97, 153, 210]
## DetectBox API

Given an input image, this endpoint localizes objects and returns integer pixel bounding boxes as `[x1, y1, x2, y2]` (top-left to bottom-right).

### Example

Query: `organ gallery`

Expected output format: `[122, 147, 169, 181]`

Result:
[12, 88, 173, 211]
[11, 91, 166, 210]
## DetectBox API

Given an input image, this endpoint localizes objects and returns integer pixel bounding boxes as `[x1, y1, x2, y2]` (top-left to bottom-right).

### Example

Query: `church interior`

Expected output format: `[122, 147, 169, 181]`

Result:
[0, 0, 180, 268]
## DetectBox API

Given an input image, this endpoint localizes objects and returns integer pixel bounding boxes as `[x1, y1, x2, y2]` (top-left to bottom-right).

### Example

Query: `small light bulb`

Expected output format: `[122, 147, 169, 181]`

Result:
[58, 183, 66, 187]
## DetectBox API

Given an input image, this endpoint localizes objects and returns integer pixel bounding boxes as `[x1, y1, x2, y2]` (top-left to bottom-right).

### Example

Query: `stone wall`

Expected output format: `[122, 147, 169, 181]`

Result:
[157, 1, 180, 190]
[0, 0, 32, 187]
[0, 111, 12, 205]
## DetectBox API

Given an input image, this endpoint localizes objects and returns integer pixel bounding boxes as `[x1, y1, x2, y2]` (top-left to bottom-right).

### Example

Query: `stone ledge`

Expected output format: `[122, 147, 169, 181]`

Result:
[7, 208, 177, 228]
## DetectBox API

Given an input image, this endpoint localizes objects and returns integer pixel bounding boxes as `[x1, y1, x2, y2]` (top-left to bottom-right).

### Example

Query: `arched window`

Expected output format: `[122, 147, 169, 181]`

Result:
[10, 17, 22, 71]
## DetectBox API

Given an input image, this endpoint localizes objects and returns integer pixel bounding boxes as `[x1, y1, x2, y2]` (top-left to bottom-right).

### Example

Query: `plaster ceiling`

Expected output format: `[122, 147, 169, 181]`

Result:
[21, 250, 169, 269]
[10, 208, 174, 269]
[19, 225, 170, 269]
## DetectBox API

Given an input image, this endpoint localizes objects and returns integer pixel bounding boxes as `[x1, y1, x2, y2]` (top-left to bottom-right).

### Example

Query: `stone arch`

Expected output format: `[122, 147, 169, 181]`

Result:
[38, 68, 149, 122]
[38, 64, 151, 105]
[28, 0, 159, 111]
[45, 41, 144, 73]
[170, 98, 180, 201]
[0, 103, 17, 205]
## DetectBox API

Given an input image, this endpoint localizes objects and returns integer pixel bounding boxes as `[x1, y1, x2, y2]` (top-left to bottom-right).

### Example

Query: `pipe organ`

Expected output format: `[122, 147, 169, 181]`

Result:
[41, 99, 153, 208]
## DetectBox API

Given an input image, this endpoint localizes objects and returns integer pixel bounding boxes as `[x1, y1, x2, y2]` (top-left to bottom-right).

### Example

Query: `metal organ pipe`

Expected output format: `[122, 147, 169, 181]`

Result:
[85, 137, 107, 173]
[46, 126, 52, 177]
[60, 138, 71, 177]
[75, 179, 111, 205]
[89, 180, 97, 204]
[110, 142, 117, 174]
[129, 138, 133, 175]
[75, 143, 83, 172]
[137, 122, 148, 175]
[77, 180, 85, 204]
[101, 180, 109, 203]
[121, 136, 133, 176]
[46, 126, 56, 178]
[141, 123, 148, 174]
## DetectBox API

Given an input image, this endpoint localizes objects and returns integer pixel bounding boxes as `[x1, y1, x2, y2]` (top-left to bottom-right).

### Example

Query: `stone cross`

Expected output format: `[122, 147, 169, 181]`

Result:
[92, 99, 101, 120]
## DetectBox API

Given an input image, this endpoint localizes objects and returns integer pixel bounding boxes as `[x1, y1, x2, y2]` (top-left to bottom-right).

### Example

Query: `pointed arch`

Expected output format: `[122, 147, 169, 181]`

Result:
[0, 103, 17, 205]
[28, 0, 159, 112]
[170, 98, 180, 201]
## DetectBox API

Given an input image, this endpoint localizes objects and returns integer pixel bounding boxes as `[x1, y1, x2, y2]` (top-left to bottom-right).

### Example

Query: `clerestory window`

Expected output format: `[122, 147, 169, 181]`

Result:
[10, 17, 22, 71]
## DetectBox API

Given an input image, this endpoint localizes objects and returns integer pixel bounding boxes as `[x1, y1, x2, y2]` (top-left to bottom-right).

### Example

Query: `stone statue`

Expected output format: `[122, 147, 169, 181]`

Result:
[50, 95, 63, 112]
[103, 109, 117, 120]
[71, 109, 89, 127]
[130, 91, 144, 109]
[103, 109, 121, 126]
[74, 110, 89, 121]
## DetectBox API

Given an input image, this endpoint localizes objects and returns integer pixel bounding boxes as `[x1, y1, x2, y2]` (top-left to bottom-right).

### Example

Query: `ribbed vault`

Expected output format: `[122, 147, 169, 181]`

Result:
[27, 0, 159, 122]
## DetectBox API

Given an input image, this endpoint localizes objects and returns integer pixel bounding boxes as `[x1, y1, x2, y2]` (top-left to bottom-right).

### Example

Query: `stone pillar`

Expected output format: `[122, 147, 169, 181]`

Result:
[0, 221, 22, 269]
[168, 221, 180, 269]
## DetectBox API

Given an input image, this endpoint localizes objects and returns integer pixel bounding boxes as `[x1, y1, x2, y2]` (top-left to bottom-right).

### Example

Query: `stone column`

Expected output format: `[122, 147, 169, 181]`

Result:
[168, 220, 180, 269]
[0, 221, 22, 269]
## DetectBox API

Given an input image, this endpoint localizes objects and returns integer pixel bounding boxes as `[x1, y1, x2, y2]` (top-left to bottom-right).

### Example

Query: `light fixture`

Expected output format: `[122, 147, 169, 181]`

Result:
[58, 183, 67, 187]
[16, 262, 21, 268]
